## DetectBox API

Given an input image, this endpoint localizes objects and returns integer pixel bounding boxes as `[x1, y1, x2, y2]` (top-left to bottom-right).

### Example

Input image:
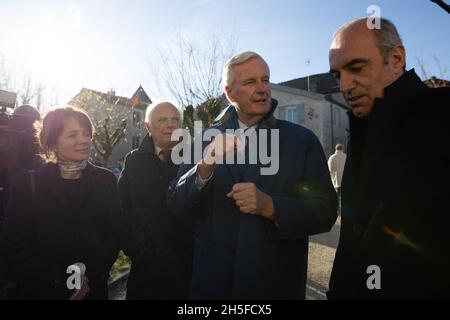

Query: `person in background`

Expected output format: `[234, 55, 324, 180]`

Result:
[0, 105, 41, 229]
[327, 143, 346, 214]
[0, 105, 41, 299]
[119, 101, 195, 299]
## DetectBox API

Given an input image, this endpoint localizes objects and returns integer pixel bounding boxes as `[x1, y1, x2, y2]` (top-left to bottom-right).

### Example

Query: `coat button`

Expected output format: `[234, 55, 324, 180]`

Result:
[352, 224, 364, 235]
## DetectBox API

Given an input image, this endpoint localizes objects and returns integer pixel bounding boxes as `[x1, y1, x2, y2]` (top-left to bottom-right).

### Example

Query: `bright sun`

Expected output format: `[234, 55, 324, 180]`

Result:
[12, 5, 86, 103]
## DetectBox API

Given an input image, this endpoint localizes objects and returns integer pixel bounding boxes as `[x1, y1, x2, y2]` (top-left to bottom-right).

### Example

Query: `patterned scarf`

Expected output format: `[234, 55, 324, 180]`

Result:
[58, 158, 88, 174]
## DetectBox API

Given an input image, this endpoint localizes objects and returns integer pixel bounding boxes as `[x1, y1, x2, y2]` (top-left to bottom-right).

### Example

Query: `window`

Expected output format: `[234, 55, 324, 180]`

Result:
[286, 107, 297, 123]
[332, 107, 343, 128]
[298, 103, 305, 124]
[133, 111, 141, 128]
[132, 136, 140, 149]
[285, 103, 305, 124]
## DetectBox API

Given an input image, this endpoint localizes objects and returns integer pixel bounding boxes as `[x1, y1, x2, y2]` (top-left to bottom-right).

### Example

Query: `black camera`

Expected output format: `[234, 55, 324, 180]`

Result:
[0, 90, 40, 227]
[0, 89, 19, 167]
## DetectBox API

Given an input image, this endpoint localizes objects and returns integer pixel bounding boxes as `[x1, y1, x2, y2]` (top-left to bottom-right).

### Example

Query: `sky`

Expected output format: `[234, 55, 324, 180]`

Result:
[0, 0, 449, 112]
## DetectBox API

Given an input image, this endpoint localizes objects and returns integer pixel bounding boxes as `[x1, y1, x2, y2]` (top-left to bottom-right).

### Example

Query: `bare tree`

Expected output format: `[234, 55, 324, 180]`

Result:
[416, 55, 449, 81]
[148, 31, 236, 132]
[19, 74, 35, 105]
[91, 117, 127, 167]
[0, 54, 13, 91]
[70, 90, 128, 167]
[431, 0, 450, 14]
[416, 55, 449, 88]
[0, 53, 46, 108]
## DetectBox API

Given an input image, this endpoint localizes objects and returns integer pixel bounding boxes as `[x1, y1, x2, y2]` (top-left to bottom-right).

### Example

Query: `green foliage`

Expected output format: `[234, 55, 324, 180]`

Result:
[182, 105, 195, 136]
[197, 97, 224, 128]
[109, 250, 131, 280]
[182, 97, 226, 135]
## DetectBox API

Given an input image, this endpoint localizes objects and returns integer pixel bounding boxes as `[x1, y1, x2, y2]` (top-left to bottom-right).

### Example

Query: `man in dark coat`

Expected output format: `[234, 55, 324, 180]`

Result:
[0, 105, 41, 298]
[119, 101, 194, 299]
[1, 104, 41, 229]
[328, 17, 450, 299]
[167, 51, 337, 299]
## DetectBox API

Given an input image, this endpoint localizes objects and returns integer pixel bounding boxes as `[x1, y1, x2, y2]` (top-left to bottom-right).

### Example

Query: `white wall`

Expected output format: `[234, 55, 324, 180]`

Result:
[271, 85, 349, 158]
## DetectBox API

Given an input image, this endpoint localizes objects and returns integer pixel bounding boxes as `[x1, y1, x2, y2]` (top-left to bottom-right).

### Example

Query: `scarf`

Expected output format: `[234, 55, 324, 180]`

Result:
[58, 158, 88, 174]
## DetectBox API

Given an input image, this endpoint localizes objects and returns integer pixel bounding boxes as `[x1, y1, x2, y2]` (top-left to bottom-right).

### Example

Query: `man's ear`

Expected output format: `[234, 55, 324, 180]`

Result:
[144, 122, 151, 135]
[224, 85, 235, 104]
[389, 44, 406, 73]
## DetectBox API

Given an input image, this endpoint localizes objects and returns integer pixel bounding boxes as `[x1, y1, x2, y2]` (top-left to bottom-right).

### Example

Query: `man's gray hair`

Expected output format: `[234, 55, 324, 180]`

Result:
[145, 99, 181, 123]
[222, 51, 269, 89]
[334, 17, 403, 65]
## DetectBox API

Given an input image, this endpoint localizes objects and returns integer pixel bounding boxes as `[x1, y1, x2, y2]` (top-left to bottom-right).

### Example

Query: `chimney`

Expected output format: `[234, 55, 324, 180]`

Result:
[107, 89, 116, 102]
[108, 88, 116, 98]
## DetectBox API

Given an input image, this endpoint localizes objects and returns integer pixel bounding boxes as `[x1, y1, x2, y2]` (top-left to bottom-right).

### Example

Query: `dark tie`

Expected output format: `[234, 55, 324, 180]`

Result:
[159, 149, 171, 163]
[237, 128, 253, 181]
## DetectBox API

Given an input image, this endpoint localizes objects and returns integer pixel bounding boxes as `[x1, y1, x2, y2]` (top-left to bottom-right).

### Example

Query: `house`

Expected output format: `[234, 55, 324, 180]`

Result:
[70, 85, 151, 168]
[272, 73, 350, 158]
[424, 76, 450, 88]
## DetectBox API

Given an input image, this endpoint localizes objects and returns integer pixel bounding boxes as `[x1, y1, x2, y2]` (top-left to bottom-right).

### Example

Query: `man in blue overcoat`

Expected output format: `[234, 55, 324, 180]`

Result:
[168, 51, 337, 299]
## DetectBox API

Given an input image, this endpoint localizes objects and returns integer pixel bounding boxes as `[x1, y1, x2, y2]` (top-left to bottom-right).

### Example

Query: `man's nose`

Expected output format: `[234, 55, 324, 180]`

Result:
[339, 72, 355, 94]
[256, 80, 269, 94]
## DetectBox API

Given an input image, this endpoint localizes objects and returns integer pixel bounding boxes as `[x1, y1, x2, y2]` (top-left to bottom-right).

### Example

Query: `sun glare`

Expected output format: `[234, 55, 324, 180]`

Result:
[13, 5, 85, 103]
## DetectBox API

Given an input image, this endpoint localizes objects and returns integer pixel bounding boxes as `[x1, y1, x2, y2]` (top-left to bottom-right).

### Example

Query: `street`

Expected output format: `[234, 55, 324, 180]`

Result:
[109, 216, 341, 300]
[306, 216, 340, 300]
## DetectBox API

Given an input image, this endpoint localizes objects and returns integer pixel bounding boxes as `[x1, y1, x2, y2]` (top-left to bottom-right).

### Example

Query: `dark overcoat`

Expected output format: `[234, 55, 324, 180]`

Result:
[119, 134, 195, 299]
[0, 162, 122, 299]
[328, 70, 450, 299]
[168, 100, 337, 299]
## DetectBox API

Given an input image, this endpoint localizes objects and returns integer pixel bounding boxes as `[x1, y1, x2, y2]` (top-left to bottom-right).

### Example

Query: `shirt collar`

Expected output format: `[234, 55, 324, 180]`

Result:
[237, 119, 257, 130]
[154, 144, 163, 156]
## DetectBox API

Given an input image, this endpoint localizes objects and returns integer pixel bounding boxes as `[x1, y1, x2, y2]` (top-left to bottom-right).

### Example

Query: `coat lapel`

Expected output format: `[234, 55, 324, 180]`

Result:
[214, 115, 241, 184]
[247, 123, 282, 194]
[213, 100, 279, 189]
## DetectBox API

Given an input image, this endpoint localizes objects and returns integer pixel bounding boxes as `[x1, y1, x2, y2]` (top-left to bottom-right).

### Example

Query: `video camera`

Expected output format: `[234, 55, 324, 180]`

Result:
[0, 90, 18, 157]
[0, 90, 41, 165]
[0, 89, 40, 229]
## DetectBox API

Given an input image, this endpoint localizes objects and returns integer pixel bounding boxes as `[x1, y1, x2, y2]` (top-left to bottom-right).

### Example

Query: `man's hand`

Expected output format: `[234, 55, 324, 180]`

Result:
[198, 133, 244, 180]
[69, 276, 90, 300]
[226, 183, 276, 220]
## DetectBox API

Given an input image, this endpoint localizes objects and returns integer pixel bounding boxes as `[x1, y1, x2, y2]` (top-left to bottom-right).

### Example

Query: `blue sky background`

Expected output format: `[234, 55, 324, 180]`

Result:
[0, 0, 449, 109]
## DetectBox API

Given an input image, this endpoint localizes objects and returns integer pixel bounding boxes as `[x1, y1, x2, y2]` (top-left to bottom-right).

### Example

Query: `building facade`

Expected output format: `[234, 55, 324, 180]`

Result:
[271, 83, 349, 158]
[70, 85, 151, 168]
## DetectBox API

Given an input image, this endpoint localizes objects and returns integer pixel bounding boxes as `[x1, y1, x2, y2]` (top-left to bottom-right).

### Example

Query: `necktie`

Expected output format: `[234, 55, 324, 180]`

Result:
[237, 127, 254, 181]
[159, 149, 171, 163]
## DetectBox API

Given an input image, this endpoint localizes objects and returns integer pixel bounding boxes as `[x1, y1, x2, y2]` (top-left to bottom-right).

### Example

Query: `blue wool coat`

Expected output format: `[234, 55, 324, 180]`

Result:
[167, 100, 337, 299]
